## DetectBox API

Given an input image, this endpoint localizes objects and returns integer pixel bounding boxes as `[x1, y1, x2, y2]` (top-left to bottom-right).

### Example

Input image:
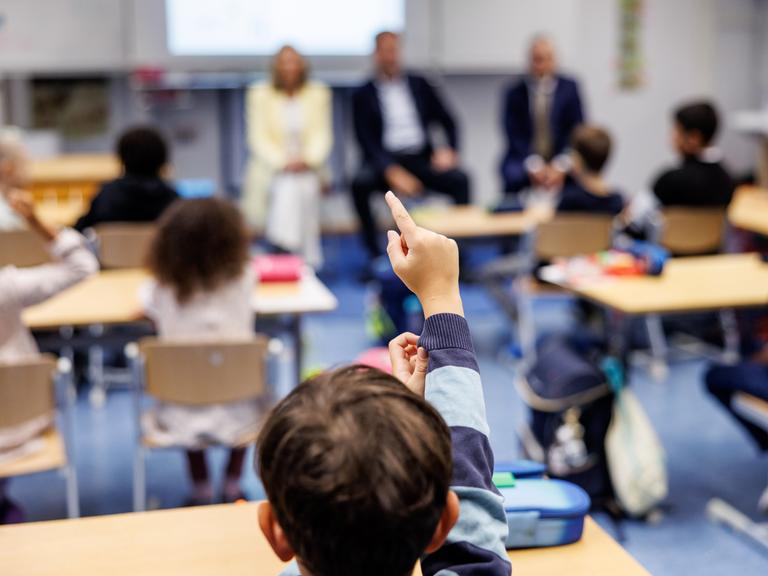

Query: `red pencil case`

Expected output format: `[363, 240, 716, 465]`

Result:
[252, 255, 304, 283]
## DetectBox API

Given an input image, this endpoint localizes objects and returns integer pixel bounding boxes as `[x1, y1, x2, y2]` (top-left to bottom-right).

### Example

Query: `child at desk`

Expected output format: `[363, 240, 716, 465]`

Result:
[75, 126, 179, 232]
[141, 198, 263, 505]
[0, 190, 99, 523]
[257, 192, 511, 576]
[557, 125, 624, 215]
[651, 101, 734, 208]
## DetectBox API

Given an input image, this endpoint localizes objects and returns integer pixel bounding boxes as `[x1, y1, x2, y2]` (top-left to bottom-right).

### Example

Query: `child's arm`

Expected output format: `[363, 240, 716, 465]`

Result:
[1, 190, 99, 309]
[386, 192, 511, 575]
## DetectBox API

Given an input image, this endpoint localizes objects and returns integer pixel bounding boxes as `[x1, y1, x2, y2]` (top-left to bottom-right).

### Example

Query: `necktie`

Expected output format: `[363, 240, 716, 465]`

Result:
[533, 85, 552, 160]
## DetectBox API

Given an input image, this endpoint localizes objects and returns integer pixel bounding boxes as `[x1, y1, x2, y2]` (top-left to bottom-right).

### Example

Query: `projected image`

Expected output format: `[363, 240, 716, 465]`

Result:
[166, 0, 405, 56]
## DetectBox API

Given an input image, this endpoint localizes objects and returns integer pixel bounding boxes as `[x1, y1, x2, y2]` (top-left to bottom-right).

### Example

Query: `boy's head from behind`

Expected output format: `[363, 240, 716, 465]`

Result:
[571, 124, 612, 176]
[117, 126, 168, 178]
[672, 101, 719, 156]
[257, 365, 459, 576]
[147, 198, 249, 304]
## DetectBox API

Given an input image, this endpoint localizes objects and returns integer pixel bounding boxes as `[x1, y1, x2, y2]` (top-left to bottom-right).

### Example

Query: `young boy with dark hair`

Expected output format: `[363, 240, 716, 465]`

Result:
[75, 126, 178, 231]
[558, 124, 624, 215]
[257, 191, 511, 576]
[652, 101, 734, 207]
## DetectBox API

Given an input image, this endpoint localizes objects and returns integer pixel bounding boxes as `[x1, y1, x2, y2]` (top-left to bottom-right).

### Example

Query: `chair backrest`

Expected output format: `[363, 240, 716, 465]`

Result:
[659, 208, 725, 256]
[139, 337, 268, 406]
[95, 223, 156, 269]
[0, 228, 50, 267]
[535, 214, 615, 260]
[0, 356, 56, 428]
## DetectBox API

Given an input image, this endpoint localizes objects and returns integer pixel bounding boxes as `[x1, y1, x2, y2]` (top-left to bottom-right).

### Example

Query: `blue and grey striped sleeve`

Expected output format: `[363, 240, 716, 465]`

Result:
[419, 314, 512, 576]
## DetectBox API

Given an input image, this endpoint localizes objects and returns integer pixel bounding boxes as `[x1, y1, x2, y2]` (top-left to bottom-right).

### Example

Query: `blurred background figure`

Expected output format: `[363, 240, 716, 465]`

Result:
[74, 126, 178, 232]
[243, 45, 332, 268]
[0, 127, 30, 230]
[351, 31, 469, 260]
[501, 35, 585, 195]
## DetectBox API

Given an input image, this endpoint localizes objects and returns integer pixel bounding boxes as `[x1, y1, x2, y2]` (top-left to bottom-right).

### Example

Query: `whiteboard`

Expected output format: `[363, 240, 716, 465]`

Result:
[0, 0, 124, 71]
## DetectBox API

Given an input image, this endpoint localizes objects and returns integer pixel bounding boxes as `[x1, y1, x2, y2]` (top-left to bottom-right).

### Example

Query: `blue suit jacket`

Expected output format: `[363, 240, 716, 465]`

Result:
[500, 75, 585, 192]
[352, 73, 460, 173]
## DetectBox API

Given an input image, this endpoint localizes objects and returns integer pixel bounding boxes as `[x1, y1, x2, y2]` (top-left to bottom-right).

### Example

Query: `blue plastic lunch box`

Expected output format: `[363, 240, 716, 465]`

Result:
[494, 462, 591, 549]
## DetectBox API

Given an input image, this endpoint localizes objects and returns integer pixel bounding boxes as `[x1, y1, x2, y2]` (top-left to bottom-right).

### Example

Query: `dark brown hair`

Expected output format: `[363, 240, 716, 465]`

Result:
[147, 198, 250, 304]
[117, 126, 168, 178]
[572, 124, 612, 173]
[257, 365, 453, 576]
[675, 100, 719, 145]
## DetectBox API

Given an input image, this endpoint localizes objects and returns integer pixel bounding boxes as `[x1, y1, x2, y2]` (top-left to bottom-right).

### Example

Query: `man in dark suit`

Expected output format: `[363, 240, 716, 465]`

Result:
[351, 31, 470, 258]
[500, 36, 585, 194]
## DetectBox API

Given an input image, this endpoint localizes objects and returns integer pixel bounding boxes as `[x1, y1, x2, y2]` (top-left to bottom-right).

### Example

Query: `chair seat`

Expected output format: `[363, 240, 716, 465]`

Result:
[0, 428, 67, 479]
[733, 392, 768, 430]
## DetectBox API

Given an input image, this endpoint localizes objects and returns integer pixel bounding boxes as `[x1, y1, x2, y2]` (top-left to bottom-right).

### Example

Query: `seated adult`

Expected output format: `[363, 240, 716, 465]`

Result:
[558, 125, 624, 215]
[500, 36, 585, 194]
[242, 45, 332, 268]
[75, 126, 178, 231]
[351, 31, 469, 258]
[652, 101, 735, 208]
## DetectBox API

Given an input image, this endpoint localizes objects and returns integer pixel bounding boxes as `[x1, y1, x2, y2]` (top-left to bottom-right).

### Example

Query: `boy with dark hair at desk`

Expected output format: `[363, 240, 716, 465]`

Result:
[652, 101, 735, 208]
[257, 191, 511, 576]
[75, 126, 178, 231]
[558, 124, 624, 215]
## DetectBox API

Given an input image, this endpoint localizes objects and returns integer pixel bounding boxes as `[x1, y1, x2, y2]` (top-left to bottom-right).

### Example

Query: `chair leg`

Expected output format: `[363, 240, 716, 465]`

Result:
[645, 314, 669, 382]
[133, 446, 146, 512]
[65, 463, 80, 519]
[514, 277, 537, 367]
[88, 338, 107, 409]
[759, 482, 768, 515]
[719, 309, 740, 365]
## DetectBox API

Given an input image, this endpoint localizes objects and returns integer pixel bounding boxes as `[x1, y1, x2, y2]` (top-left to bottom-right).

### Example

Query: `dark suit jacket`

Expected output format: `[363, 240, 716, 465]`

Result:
[652, 156, 735, 207]
[352, 73, 460, 173]
[75, 175, 179, 232]
[501, 75, 585, 192]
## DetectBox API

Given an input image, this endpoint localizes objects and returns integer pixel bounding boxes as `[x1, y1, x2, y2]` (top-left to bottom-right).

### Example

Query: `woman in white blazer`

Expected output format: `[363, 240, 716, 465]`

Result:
[242, 46, 333, 268]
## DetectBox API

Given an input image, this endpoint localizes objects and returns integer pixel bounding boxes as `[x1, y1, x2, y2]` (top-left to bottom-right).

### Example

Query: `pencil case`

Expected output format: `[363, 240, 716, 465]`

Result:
[498, 478, 591, 549]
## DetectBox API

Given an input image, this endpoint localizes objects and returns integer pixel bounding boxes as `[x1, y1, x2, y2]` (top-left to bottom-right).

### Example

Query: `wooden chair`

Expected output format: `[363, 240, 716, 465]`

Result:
[94, 223, 156, 269]
[658, 207, 726, 256]
[534, 214, 616, 261]
[0, 228, 50, 267]
[482, 213, 616, 364]
[0, 355, 79, 518]
[128, 337, 269, 511]
[644, 208, 731, 381]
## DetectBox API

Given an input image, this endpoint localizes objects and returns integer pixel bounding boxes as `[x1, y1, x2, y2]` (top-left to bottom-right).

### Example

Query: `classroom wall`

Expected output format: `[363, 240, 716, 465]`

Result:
[0, 0, 764, 207]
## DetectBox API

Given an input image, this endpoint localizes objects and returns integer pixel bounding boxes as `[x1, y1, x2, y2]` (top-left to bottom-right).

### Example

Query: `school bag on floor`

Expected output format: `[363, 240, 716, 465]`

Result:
[517, 333, 615, 507]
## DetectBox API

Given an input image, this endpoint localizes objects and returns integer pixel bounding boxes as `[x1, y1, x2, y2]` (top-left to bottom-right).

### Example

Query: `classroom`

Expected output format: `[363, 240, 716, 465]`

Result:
[1, 1, 768, 574]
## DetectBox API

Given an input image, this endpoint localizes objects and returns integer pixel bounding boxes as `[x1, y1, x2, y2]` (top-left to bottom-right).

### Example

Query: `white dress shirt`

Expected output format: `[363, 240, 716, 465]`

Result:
[376, 77, 426, 153]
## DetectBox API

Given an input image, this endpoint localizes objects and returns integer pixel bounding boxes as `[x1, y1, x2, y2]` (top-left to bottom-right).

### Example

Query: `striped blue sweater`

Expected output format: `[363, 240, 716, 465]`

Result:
[280, 313, 510, 576]
[419, 313, 511, 576]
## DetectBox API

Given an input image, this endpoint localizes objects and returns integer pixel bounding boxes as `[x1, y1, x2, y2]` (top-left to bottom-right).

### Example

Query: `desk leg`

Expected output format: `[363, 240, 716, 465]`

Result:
[606, 310, 630, 372]
[292, 315, 303, 384]
[88, 324, 106, 409]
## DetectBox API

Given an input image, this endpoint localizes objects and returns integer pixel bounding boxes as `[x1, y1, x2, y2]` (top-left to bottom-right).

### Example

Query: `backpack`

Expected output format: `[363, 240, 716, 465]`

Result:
[517, 333, 615, 507]
[518, 333, 668, 518]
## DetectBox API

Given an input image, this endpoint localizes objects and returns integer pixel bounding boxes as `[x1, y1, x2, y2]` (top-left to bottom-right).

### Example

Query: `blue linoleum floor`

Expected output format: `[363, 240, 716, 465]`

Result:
[8, 236, 768, 575]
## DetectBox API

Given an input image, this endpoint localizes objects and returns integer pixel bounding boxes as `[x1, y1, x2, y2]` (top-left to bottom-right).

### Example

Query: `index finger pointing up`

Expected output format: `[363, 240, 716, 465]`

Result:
[385, 191, 417, 240]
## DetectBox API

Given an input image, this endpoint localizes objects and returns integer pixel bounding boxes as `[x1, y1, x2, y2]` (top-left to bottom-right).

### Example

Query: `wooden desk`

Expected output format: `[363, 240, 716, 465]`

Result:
[0, 503, 649, 576]
[28, 154, 120, 203]
[728, 186, 768, 236]
[569, 253, 768, 316]
[412, 205, 551, 239]
[34, 200, 88, 228]
[23, 269, 338, 330]
[23, 269, 338, 382]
